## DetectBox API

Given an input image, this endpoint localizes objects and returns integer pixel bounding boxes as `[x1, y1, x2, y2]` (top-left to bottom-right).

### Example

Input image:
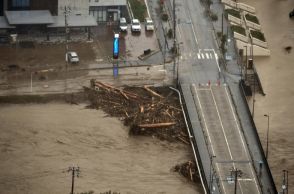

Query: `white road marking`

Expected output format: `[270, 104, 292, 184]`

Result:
[210, 87, 244, 194]
[201, 53, 204, 59]
[186, 1, 198, 45]
[177, 25, 182, 39]
[193, 85, 227, 194]
[224, 86, 261, 194]
[197, 53, 201, 59]
[206, 53, 209, 59]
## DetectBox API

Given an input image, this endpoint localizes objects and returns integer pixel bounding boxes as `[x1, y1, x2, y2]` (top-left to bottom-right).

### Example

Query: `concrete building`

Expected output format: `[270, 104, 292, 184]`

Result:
[0, 0, 58, 15]
[89, 0, 129, 23]
[58, 0, 89, 16]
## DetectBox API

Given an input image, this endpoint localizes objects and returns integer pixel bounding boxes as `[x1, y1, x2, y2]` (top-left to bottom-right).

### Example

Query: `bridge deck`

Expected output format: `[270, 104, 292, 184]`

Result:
[191, 84, 260, 194]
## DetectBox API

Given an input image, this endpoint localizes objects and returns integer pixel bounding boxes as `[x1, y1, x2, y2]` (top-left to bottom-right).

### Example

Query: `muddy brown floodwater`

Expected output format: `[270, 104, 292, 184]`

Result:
[0, 103, 202, 194]
[240, 0, 294, 192]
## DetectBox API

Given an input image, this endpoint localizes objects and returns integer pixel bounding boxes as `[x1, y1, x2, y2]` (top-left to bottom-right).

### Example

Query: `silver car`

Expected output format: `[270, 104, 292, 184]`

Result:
[67, 52, 79, 63]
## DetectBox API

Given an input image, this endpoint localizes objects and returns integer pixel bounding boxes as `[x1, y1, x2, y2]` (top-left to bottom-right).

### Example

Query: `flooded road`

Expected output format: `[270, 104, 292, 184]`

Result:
[240, 0, 294, 191]
[0, 103, 202, 194]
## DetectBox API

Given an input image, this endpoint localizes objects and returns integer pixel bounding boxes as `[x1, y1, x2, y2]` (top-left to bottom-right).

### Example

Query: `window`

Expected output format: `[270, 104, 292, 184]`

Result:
[12, 0, 30, 7]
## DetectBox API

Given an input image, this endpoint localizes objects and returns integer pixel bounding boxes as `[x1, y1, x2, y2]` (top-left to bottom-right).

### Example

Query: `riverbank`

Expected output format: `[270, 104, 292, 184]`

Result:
[240, 0, 294, 191]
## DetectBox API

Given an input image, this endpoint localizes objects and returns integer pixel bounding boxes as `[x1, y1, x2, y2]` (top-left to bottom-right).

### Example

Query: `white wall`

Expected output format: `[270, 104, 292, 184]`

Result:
[58, 0, 89, 16]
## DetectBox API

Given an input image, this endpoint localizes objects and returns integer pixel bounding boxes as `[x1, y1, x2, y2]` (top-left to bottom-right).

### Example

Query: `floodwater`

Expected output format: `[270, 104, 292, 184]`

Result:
[0, 103, 202, 194]
[240, 0, 294, 192]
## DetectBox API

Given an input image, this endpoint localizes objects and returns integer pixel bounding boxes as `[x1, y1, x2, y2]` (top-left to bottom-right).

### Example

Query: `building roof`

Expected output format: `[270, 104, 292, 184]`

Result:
[48, 15, 97, 28]
[5, 10, 54, 25]
[0, 17, 15, 29]
[89, 0, 126, 6]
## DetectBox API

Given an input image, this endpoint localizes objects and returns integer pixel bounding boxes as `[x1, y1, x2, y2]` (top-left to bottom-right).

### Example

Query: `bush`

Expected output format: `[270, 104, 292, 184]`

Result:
[245, 14, 260, 24]
[250, 30, 265, 42]
[210, 12, 218, 21]
[231, 25, 246, 36]
[217, 31, 222, 38]
[129, 0, 146, 21]
[167, 29, 173, 39]
[162, 13, 169, 21]
[225, 9, 241, 19]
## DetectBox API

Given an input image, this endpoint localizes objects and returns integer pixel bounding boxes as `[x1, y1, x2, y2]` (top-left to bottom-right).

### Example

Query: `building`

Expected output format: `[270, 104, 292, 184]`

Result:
[89, 0, 129, 23]
[58, 0, 89, 16]
[0, 0, 58, 15]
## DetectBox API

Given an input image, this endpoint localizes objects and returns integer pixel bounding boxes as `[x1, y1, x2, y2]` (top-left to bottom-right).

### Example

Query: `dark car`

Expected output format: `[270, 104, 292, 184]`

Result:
[290, 9, 294, 18]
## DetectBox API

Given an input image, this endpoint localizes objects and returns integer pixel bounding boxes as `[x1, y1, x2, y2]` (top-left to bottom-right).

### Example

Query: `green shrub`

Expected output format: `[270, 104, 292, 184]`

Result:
[231, 25, 246, 36]
[250, 30, 265, 42]
[245, 14, 260, 24]
[167, 29, 173, 39]
[225, 9, 241, 19]
[129, 0, 146, 21]
[210, 12, 218, 21]
[162, 13, 169, 21]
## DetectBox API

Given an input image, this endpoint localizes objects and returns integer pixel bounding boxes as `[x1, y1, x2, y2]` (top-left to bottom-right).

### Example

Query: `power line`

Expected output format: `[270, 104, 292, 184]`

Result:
[67, 165, 80, 194]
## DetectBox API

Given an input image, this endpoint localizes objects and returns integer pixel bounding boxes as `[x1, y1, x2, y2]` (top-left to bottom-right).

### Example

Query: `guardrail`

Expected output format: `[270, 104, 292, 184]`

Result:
[238, 80, 277, 194]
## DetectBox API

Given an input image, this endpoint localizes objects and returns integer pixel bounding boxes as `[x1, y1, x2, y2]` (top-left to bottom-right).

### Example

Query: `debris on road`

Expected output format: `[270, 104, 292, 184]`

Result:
[173, 160, 199, 183]
[85, 80, 189, 142]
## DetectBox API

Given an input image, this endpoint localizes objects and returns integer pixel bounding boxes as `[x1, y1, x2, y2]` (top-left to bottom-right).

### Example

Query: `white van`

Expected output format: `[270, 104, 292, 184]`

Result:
[119, 17, 128, 32]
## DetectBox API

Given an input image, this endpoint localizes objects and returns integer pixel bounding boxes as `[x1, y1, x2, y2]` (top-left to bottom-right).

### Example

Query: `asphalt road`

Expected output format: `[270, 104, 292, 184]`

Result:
[192, 84, 260, 194]
[169, 0, 263, 193]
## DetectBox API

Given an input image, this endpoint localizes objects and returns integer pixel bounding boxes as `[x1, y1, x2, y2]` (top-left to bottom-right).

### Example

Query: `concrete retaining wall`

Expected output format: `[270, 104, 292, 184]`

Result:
[237, 3, 255, 13]
[233, 31, 248, 42]
[236, 40, 270, 56]
[244, 16, 261, 31]
[228, 14, 242, 25]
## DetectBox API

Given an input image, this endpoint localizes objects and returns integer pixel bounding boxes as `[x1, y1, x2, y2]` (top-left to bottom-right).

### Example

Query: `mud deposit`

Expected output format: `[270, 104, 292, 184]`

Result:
[0, 103, 202, 194]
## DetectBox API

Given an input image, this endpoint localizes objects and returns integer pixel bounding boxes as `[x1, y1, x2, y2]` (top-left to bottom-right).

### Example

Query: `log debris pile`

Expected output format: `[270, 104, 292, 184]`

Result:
[173, 160, 199, 183]
[85, 80, 189, 142]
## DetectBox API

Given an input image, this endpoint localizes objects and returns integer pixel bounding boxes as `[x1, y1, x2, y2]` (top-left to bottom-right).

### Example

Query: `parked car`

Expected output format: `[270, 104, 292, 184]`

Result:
[119, 17, 128, 32]
[131, 19, 141, 32]
[67, 52, 79, 63]
[144, 18, 154, 31]
[289, 9, 294, 18]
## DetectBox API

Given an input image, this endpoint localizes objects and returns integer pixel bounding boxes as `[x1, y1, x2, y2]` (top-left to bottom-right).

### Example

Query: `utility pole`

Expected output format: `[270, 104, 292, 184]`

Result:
[64, 6, 70, 92]
[68, 165, 80, 194]
[173, 0, 177, 79]
[231, 168, 242, 194]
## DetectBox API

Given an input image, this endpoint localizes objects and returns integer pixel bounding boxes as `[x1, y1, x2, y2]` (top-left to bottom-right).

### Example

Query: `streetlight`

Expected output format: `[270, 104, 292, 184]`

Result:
[264, 114, 270, 160]
[209, 155, 216, 194]
[176, 42, 183, 86]
[243, 45, 247, 80]
[282, 170, 288, 194]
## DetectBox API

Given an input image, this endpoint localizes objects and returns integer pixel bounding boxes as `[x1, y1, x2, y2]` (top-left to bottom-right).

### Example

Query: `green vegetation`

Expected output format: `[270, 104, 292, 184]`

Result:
[161, 13, 169, 21]
[225, 9, 241, 19]
[250, 30, 266, 42]
[167, 29, 173, 39]
[245, 13, 260, 24]
[210, 12, 218, 21]
[129, 0, 147, 21]
[231, 25, 246, 36]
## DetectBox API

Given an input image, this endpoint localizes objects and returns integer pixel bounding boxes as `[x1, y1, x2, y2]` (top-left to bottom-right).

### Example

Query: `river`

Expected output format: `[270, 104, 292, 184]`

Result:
[240, 0, 294, 192]
[0, 103, 202, 194]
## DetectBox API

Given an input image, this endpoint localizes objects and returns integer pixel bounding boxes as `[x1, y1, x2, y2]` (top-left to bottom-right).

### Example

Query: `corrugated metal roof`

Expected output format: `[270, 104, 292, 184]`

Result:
[0, 17, 15, 29]
[5, 10, 54, 25]
[48, 15, 97, 28]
